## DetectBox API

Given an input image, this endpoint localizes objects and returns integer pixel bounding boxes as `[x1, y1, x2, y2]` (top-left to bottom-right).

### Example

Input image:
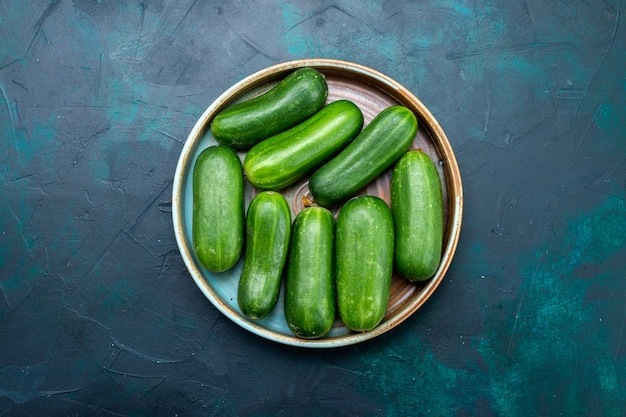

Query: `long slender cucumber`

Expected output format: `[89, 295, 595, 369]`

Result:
[391, 149, 444, 281]
[243, 100, 363, 190]
[238, 191, 292, 319]
[192, 146, 244, 272]
[336, 195, 394, 332]
[309, 105, 418, 207]
[284, 207, 336, 339]
[211, 68, 328, 149]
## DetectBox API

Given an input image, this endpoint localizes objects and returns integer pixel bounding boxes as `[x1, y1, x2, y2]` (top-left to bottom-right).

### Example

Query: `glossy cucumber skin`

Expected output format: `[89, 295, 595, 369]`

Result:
[192, 146, 244, 272]
[336, 196, 394, 332]
[284, 207, 336, 339]
[309, 105, 418, 207]
[211, 68, 328, 149]
[391, 150, 444, 281]
[243, 100, 363, 190]
[238, 191, 292, 320]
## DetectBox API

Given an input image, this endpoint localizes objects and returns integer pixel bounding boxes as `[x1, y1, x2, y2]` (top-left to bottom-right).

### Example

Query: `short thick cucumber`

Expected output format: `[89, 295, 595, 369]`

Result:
[284, 207, 336, 339]
[309, 105, 418, 206]
[391, 150, 444, 281]
[243, 100, 363, 190]
[211, 68, 328, 149]
[192, 146, 244, 272]
[238, 191, 292, 320]
[336, 196, 394, 332]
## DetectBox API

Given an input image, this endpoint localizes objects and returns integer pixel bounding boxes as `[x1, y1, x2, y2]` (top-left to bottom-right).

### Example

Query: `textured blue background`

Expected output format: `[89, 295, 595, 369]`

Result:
[1, 1, 625, 416]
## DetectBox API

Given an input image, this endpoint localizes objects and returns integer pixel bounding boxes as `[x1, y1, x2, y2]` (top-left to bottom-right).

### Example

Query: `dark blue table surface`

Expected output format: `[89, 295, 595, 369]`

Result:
[1, 1, 625, 416]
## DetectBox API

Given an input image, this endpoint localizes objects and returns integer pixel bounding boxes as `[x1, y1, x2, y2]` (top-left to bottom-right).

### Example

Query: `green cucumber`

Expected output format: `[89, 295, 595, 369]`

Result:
[336, 196, 394, 332]
[284, 207, 336, 339]
[309, 105, 418, 207]
[192, 146, 244, 272]
[391, 150, 444, 281]
[243, 100, 363, 190]
[211, 67, 328, 149]
[238, 191, 292, 320]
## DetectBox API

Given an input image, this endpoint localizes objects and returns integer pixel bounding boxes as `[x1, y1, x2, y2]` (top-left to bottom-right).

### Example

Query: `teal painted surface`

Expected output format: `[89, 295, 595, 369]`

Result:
[350, 199, 625, 417]
[1, 0, 624, 415]
[479, 196, 625, 416]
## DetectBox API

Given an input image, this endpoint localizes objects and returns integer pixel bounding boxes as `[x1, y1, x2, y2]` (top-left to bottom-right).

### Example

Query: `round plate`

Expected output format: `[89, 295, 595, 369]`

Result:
[172, 59, 463, 348]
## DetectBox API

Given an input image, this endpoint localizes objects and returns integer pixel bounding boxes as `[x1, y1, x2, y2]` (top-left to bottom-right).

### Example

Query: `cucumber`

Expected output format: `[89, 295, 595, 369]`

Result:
[192, 146, 244, 272]
[309, 105, 418, 207]
[284, 207, 336, 339]
[238, 191, 292, 320]
[391, 150, 444, 281]
[243, 100, 363, 190]
[211, 67, 328, 149]
[336, 196, 394, 332]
